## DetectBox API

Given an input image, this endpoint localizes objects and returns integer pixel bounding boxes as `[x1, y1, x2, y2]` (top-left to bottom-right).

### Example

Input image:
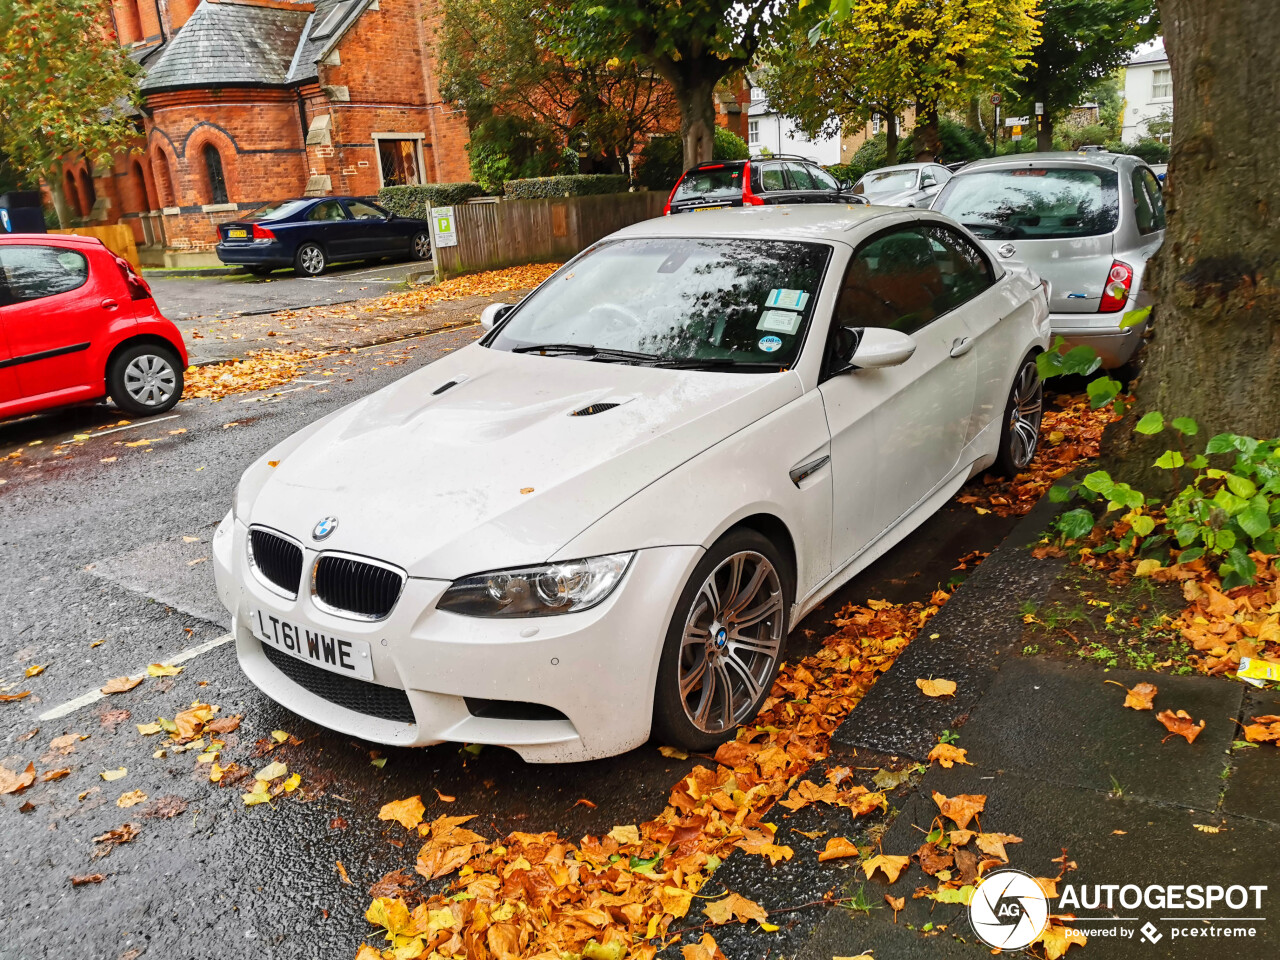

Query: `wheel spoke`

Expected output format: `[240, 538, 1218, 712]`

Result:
[720, 554, 746, 614]
[711, 660, 735, 729]
[726, 561, 769, 618]
[728, 623, 782, 660]
[680, 654, 708, 698]
[692, 662, 719, 728]
[721, 653, 764, 720]
[731, 591, 783, 633]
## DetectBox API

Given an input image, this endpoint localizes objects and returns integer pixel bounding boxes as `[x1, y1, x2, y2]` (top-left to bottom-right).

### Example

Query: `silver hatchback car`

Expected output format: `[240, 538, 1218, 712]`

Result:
[932, 152, 1165, 368]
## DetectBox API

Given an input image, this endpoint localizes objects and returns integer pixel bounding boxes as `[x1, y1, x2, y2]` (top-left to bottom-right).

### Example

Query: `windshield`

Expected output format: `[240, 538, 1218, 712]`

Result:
[856, 169, 918, 194]
[934, 167, 1119, 239]
[244, 200, 311, 222]
[487, 237, 831, 367]
[673, 166, 746, 202]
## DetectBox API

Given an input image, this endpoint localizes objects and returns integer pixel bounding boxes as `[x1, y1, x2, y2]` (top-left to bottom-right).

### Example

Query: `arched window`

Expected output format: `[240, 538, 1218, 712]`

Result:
[79, 168, 97, 211]
[203, 144, 228, 204]
[154, 151, 174, 207]
[131, 160, 151, 211]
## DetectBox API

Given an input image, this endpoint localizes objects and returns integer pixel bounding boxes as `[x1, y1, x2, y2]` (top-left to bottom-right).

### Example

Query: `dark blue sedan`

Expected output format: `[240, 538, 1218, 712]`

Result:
[214, 196, 433, 277]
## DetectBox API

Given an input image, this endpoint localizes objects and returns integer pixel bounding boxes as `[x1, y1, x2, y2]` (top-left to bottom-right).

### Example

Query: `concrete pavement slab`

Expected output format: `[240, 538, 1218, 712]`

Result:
[955, 657, 1242, 808]
[1222, 686, 1280, 825]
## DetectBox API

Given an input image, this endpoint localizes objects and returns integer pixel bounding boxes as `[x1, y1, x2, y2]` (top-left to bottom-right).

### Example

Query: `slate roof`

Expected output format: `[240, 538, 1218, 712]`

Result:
[286, 0, 369, 84]
[1128, 41, 1167, 66]
[140, 1, 315, 93]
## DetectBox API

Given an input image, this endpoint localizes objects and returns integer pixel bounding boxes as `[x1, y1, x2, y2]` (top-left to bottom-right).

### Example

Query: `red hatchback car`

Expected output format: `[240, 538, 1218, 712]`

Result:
[0, 234, 187, 420]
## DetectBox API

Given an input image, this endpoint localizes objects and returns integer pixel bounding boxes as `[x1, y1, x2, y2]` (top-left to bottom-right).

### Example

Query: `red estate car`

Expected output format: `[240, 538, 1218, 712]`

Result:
[0, 235, 187, 421]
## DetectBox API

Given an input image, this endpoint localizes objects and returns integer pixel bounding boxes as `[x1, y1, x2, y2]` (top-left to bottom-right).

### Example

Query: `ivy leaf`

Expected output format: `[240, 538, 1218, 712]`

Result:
[1082, 470, 1114, 494]
[1154, 450, 1185, 469]
[1134, 411, 1164, 435]
[1171, 417, 1199, 436]
[1087, 376, 1122, 409]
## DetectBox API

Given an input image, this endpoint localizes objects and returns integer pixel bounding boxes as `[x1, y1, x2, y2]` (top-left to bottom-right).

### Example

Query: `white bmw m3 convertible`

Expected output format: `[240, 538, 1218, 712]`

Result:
[212, 205, 1050, 762]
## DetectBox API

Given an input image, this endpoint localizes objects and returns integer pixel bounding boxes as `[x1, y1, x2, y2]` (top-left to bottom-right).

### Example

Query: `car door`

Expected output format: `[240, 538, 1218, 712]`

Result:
[915, 222, 1016, 445]
[754, 162, 796, 204]
[818, 224, 978, 566]
[0, 270, 19, 406]
[0, 243, 113, 404]
[782, 162, 824, 203]
[804, 163, 845, 202]
[343, 199, 399, 255]
[303, 199, 357, 259]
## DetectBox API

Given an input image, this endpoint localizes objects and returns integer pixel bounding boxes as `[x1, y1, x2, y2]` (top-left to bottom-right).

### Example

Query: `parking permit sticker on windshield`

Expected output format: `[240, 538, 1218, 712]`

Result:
[765, 289, 810, 311]
[757, 310, 801, 335]
[758, 335, 783, 353]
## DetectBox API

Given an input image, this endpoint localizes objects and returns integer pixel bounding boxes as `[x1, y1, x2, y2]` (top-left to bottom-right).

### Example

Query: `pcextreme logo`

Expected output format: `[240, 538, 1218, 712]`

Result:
[969, 869, 1049, 950]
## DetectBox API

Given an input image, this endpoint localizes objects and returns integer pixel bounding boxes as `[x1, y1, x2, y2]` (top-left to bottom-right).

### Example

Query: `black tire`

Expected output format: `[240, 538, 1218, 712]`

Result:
[410, 231, 432, 261]
[653, 528, 793, 753]
[246, 265, 274, 277]
[294, 242, 327, 277]
[993, 352, 1044, 476]
[107, 342, 183, 415]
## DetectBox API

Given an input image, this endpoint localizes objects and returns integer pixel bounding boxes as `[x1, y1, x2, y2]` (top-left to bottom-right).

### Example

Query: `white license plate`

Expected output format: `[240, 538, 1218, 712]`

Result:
[228, 228, 248, 239]
[250, 609, 373, 680]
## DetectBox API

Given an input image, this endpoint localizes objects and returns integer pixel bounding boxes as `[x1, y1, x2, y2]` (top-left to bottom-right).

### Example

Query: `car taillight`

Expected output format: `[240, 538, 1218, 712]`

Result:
[114, 256, 152, 301]
[741, 160, 765, 206]
[252, 223, 275, 240]
[1099, 260, 1132, 313]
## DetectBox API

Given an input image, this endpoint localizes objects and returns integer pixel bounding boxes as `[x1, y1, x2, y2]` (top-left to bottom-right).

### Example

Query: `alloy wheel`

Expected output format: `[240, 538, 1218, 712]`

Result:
[123, 353, 177, 407]
[413, 233, 431, 259]
[1007, 359, 1043, 470]
[300, 245, 325, 275]
[677, 551, 784, 734]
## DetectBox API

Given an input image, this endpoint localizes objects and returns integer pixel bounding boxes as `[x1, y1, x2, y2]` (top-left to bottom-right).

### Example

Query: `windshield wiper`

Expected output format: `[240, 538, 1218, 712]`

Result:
[962, 222, 1018, 239]
[647, 357, 786, 372]
[510, 343, 662, 364]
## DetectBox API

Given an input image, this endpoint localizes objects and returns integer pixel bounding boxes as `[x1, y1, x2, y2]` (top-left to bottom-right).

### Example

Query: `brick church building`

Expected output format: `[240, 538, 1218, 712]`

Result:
[64, 0, 472, 262]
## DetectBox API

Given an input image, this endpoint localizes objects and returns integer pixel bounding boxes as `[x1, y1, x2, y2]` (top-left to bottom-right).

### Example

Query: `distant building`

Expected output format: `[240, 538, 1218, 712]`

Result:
[746, 86, 841, 165]
[1121, 41, 1173, 142]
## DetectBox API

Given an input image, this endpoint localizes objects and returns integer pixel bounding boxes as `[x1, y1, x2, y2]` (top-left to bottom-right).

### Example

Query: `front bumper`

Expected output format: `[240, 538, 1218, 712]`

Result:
[1049, 307, 1149, 369]
[215, 241, 291, 266]
[212, 512, 702, 762]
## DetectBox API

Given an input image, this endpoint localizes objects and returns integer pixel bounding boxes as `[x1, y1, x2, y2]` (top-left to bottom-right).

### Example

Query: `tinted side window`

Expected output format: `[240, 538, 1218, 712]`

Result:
[759, 164, 787, 192]
[833, 227, 943, 335]
[1141, 169, 1166, 230]
[920, 225, 994, 312]
[784, 162, 816, 190]
[308, 200, 348, 221]
[346, 200, 387, 220]
[0, 245, 90, 304]
[807, 165, 841, 191]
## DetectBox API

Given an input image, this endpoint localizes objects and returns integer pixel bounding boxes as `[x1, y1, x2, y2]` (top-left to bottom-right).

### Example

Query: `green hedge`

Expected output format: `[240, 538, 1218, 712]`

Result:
[503, 174, 630, 199]
[376, 183, 487, 218]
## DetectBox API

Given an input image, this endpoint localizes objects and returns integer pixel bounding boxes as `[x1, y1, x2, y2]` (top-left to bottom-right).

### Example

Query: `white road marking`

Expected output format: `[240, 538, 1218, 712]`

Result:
[65, 414, 181, 443]
[38, 632, 233, 721]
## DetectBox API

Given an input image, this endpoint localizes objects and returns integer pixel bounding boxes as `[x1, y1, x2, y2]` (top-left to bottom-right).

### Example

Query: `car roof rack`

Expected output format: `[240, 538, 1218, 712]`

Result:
[690, 153, 817, 169]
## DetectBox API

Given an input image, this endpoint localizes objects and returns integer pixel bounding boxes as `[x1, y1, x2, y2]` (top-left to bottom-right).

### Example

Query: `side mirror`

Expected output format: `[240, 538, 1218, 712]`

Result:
[848, 327, 917, 369]
[480, 302, 512, 331]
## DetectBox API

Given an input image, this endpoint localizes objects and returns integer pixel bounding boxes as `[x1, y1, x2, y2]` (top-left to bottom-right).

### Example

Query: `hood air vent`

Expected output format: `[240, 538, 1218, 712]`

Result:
[431, 374, 469, 396]
[570, 402, 620, 417]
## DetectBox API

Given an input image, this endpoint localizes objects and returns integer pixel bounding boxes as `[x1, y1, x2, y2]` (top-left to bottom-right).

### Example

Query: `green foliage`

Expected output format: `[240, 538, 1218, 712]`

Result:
[466, 114, 576, 194]
[0, 0, 142, 225]
[902, 118, 988, 164]
[1123, 138, 1171, 165]
[504, 174, 630, 199]
[376, 183, 488, 218]
[633, 127, 750, 191]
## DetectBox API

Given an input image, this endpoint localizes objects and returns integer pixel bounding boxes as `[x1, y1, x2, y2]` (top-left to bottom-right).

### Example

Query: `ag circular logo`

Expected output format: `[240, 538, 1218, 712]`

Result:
[969, 868, 1049, 951]
[312, 516, 338, 541]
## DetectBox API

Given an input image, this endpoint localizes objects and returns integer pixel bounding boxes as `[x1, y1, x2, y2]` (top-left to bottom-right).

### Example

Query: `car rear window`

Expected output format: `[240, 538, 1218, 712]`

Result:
[244, 200, 311, 221]
[673, 166, 745, 202]
[934, 167, 1119, 239]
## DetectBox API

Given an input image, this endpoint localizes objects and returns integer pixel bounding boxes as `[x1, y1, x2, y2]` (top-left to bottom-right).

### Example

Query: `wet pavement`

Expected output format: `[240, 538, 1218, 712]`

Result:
[0, 329, 1016, 959]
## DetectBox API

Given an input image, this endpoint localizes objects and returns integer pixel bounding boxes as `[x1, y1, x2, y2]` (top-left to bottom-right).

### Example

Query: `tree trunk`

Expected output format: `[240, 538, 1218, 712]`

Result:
[885, 116, 899, 166]
[46, 160, 72, 227]
[1101, 0, 1280, 490]
[1036, 112, 1054, 151]
[913, 101, 940, 161]
[676, 77, 717, 171]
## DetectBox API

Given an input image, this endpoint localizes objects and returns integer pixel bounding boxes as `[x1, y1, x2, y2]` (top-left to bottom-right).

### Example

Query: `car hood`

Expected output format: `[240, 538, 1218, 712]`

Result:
[247, 345, 802, 579]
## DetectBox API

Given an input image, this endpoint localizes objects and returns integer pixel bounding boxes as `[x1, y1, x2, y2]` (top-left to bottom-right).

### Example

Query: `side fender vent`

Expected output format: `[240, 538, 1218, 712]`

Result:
[570, 402, 620, 417]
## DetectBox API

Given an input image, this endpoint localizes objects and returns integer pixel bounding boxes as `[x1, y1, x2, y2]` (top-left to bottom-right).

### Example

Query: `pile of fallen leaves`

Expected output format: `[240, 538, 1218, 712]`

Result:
[959, 394, 1122, 517]
[355, 593, 950, 960]
[371, 263, 562, 314]
[184, 349, 330, 401]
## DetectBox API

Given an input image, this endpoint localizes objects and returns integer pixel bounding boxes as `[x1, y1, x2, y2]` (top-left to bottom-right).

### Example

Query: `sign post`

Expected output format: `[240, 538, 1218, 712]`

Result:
[989, 93, 1002, 154]
[429, 206, 457, 283]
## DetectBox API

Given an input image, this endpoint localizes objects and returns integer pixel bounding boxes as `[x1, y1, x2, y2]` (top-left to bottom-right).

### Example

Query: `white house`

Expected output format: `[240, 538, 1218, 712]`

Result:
[746, 87, 842, 165]
[1121, 40, 1173, 143]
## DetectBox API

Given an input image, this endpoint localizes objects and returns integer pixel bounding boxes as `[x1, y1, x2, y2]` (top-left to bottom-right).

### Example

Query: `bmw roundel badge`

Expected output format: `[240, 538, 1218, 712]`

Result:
[313, 516, 339, 540]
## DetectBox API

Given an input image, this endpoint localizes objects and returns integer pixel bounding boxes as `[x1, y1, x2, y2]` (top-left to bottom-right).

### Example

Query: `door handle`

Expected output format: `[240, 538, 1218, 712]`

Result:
[789, 455, 830, 487]
[101, 298, 119, 310]
[949, 336, 973, 358]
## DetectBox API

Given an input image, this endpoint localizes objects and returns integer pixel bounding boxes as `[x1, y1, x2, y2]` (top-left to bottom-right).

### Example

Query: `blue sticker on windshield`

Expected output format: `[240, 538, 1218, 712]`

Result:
[758, 335, 782, 353]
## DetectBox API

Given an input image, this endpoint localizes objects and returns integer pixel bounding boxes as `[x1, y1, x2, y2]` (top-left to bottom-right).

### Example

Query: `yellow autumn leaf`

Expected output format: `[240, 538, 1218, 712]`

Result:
[607, 824, 641, 846]
[270, 730, 289, 743]
[703, 892, 767, 925]
[135, 722, 163, 736]
[116, 789, 148, 808]
[242, 780, 272, 806]
[147, 663, 183, 677]
[659, 884, 693, 918]
[282, 773, 301, 792]
[916, 677, 957, 698]
[379, 795, 426, 830]
[100, 767, 127, 781]
[862, 853, 911, 883]
[24, 664, 45, 678]
[255, 760, 287, 782]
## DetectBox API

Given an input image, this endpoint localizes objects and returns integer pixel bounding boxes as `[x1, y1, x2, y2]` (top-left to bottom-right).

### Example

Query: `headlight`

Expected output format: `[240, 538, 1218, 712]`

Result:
[436, 553, 634, 618]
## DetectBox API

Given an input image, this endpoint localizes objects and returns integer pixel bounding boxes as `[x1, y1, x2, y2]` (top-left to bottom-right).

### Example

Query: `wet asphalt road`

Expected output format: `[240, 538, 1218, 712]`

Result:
[0, 329, 1015, 960]
[146, 260, 428, 322]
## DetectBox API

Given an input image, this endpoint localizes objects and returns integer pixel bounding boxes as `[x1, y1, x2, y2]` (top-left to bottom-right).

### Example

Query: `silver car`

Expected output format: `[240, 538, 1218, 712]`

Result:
[852, 163, 953, 207]
[932, 152, 1165, 368]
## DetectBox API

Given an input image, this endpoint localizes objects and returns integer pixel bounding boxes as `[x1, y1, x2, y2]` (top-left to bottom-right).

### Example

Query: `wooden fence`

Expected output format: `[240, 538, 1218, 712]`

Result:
[49, 224, 141, 271]
[435, 191, 667, 278]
